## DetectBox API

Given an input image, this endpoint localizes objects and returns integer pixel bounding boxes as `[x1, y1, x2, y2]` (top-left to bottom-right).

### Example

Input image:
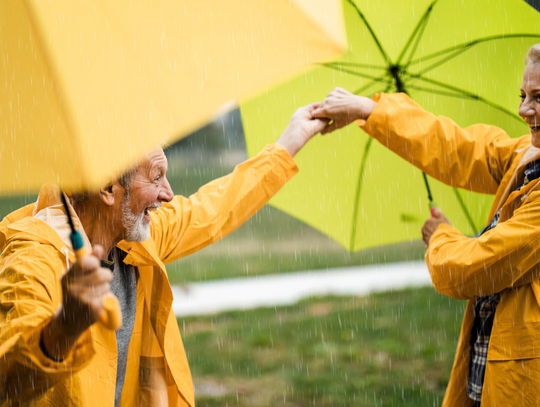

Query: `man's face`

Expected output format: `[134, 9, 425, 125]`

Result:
[519, 63, 540, 148]
[121, 148, 174, 242]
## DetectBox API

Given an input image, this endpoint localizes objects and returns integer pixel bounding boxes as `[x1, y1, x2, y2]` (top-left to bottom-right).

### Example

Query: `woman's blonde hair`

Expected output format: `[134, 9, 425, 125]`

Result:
[526, 44, 540, 65]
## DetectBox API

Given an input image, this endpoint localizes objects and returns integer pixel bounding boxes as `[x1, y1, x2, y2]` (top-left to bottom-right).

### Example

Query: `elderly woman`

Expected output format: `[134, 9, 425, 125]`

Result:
[313, 44, 540, 406]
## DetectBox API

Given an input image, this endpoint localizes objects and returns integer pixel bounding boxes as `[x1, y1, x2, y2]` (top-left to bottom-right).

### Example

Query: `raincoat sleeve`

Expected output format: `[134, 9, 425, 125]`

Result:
[426, 187, 540, 300]
[0, 240, 94, 401]
[359, 93, 522, 194]
[149, 144, 298, 263]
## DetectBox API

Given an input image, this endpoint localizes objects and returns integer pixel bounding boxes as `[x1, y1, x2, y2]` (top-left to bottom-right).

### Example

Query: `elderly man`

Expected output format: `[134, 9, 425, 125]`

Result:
[0, 103, 327, 407]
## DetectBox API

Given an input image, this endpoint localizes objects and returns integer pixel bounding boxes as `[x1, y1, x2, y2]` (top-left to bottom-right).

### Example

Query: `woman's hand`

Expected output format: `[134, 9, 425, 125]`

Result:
[421, 208, 451, 247]
[311, 87, 377, 135]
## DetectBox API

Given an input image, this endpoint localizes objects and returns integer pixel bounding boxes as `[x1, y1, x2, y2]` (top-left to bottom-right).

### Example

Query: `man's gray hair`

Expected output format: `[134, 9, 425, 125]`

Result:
[71, 165, 139, 204]
[117, 165, 139, 192]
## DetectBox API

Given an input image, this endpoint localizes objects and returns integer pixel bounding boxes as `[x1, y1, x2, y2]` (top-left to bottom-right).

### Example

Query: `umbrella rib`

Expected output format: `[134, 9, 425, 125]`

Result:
[407, 34, 540, 67]
[406, 73, 523, 122]
[323, 63, 389, 83]
[402, 11, 431, 67]
[406, 84, 477, 100]
[349, 138, 374, 251]
[345, 0, 391, 64]
[369, 83, 396, 97]
[408, 46, 472, 76]
[350, 82, 393, 251]
[352, 75, 392, 95]
[397, 0, 438, 65]
[453, 188, 479, 234]
[324, 61, 388, 71]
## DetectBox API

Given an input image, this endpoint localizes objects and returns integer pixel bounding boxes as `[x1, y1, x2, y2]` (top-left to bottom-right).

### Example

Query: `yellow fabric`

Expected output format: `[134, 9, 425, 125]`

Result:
[0, 144, 298, 407]
[361, 93, 540, 406]
[0, 0, 344, 194]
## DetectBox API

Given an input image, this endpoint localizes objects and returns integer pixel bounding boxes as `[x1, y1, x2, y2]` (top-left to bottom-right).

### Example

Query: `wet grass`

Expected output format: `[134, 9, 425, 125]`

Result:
[180, 286, 465, 407]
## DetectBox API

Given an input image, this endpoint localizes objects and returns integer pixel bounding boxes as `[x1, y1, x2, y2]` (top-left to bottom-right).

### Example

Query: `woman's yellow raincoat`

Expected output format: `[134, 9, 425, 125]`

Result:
[0, 145, 297, 406]
[362, 93, 540, 406]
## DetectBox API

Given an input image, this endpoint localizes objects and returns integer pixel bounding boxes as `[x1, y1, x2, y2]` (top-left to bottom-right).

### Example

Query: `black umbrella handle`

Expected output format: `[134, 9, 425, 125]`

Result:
[422, 173, 438, 217]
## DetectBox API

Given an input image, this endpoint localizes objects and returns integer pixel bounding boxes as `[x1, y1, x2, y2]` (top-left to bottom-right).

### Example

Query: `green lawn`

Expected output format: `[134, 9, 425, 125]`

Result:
[180, 286, 465, 407]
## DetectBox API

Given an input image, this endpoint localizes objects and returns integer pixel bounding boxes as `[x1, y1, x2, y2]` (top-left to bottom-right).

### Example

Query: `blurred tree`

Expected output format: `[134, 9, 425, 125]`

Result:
[168, 107, 245, 153]
[525, 0, 540, 11]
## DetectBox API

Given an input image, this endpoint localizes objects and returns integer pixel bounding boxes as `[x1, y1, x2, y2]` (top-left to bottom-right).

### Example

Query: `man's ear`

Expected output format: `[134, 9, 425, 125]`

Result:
[100, 182, 118, 206]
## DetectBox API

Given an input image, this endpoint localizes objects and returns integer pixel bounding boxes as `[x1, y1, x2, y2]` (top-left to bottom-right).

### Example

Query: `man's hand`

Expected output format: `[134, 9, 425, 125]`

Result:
[41, 245, 113, 360]
[311, 87, 377, 135]
[421, 208, 451, 247]
[276, 103, 329, 157]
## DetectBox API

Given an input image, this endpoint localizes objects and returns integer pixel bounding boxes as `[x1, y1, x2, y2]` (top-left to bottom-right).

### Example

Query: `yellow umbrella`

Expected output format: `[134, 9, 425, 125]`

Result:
[0, 0, 346, 193]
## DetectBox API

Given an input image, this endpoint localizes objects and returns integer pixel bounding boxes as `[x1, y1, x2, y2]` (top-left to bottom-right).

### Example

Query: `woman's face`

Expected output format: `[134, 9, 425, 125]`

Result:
[519, 62, 540, 148]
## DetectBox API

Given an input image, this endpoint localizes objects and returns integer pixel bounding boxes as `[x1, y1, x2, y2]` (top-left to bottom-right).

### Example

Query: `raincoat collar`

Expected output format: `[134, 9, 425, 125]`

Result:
[117, 240, 166, 269]
[117, 239, 172, 322]
[0, 184, 90, 258]
[488, 141, 539, 220]
[0, 203, 35, 251]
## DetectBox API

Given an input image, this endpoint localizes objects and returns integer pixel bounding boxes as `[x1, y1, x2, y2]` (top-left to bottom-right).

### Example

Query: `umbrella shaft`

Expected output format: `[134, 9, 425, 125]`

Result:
[422, 173, 433, 202]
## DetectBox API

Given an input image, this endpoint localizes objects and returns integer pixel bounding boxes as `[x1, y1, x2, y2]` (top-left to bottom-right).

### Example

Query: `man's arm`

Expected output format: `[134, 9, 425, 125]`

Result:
[150, 103, 328, 264]
[0, 241, 107, 401]
[312, 88, 524, 195]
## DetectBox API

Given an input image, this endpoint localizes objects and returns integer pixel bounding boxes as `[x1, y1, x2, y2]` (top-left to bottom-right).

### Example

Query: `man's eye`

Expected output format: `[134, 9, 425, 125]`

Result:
[520, 94, 526, 100]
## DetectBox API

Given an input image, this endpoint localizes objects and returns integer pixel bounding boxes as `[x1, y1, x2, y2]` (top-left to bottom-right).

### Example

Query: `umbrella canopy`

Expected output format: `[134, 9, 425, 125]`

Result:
[0, 0, 346, 194]
[240, 0, 540, 252]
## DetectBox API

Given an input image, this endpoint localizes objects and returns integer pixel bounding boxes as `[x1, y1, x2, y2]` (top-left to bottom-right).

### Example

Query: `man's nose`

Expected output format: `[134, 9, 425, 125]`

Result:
[159, 177, 174, 202]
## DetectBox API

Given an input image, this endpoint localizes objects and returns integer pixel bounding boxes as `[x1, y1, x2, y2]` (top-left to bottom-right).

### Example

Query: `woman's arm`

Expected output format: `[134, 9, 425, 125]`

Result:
[313, 88, 524, 194]
[426, 187, 540, 299]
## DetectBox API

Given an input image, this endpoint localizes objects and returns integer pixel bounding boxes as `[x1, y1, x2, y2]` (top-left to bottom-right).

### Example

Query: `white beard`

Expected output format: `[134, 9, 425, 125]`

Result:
[121, 195, 151, 242]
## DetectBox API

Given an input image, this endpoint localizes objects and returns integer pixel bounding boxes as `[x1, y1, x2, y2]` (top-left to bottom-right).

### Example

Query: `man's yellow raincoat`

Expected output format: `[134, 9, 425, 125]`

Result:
[362, 93, 540, 406]
[0, 145, 297, 406]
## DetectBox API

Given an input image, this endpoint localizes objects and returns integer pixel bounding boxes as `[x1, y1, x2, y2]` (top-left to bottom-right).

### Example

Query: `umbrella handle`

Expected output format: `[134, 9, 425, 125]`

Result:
[429, 201, 438, 218]
[73, 243, 123, 331]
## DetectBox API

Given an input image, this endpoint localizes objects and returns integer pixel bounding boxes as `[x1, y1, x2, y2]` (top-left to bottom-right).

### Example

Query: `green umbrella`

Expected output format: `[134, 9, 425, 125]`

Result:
[240, 0, 540, 252]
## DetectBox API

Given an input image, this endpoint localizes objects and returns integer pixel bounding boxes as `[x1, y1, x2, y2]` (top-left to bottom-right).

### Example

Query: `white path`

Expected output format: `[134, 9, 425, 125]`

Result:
[172, 261, 432, 316]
